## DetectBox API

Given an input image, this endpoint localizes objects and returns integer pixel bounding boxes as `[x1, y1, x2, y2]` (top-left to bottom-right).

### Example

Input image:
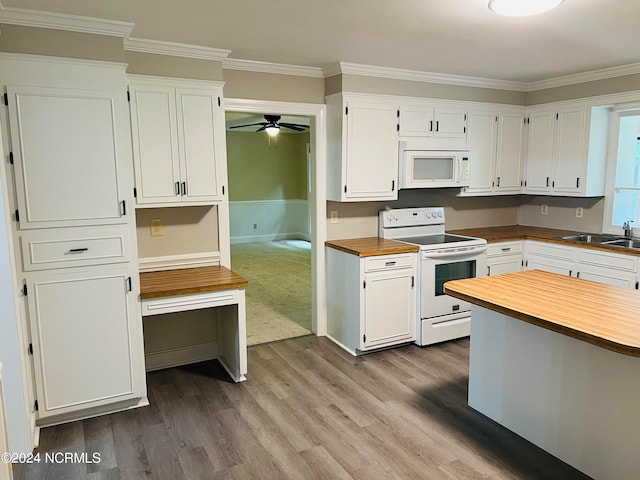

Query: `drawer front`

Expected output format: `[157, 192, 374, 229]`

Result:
[487, 241, 523, 257]
[22, 226, 130, 271]
[365, 253, 415, 273]
[526, 241, 574, 260]
[576, 248, 637, 272]
[141, 289, 240, 316]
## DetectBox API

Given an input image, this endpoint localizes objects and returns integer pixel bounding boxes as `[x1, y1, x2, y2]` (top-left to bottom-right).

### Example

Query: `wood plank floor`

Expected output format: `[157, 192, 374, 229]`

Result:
[23, 336, 591, 479]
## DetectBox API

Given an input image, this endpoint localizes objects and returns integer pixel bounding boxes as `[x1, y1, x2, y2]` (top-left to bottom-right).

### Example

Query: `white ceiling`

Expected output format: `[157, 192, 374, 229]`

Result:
[1, 0, 639, 83]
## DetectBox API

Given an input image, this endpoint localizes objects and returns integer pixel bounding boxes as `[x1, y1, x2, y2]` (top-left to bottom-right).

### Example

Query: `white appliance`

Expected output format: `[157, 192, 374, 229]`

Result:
[399, 140, 470, 189]
[379, 207, 487, 346]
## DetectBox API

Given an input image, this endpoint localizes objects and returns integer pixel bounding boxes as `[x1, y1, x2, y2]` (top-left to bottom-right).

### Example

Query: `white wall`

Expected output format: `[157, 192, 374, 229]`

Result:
[230, 199, 310, 243]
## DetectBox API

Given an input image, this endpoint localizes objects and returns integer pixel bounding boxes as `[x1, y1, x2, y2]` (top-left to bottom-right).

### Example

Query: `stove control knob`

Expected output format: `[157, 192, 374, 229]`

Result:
[426, 212, 432, 218]
[437, 211, 443, 218]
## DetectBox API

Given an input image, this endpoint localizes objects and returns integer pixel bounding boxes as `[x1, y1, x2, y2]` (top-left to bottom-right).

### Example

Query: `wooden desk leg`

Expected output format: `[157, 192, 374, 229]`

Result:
[217, 289, 247, 382]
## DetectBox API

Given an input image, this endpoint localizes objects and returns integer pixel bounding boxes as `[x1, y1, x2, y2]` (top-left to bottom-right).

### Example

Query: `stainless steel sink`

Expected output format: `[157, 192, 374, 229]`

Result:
[560, 233, 640, 249]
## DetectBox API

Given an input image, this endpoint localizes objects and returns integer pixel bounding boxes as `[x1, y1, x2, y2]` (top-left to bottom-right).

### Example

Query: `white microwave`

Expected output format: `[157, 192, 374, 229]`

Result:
[399, 142, 470, 189]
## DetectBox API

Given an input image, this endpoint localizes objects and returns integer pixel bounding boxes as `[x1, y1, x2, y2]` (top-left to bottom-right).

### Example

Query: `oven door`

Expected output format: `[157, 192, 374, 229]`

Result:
[420, 245, 487, 319]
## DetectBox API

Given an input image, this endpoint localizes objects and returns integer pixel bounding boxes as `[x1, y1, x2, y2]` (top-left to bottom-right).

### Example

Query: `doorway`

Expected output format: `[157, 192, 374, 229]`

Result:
[221, 98, 327, 341]
[225, 111, 312, 345]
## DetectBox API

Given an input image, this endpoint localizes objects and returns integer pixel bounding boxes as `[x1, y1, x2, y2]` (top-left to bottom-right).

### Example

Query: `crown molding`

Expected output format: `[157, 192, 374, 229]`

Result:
[125, 37, 230, 61]
[328, 62, 530, 92]
[526, 62, 640, 92]
[222, 58, 324, 78]
[0, 4, 134, 38]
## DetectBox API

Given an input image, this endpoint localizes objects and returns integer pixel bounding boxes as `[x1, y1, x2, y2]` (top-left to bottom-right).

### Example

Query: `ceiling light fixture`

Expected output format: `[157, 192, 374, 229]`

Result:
[265, 125, 280, 136]
[488, 0, 564, 16]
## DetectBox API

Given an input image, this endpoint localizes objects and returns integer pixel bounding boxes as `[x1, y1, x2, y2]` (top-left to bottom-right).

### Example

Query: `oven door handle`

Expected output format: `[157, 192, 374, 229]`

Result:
[422, 246, 487, 260]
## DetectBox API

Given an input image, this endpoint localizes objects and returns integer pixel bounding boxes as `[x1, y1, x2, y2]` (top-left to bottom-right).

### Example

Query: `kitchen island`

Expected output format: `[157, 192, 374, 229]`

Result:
[444, 270, 640, 480]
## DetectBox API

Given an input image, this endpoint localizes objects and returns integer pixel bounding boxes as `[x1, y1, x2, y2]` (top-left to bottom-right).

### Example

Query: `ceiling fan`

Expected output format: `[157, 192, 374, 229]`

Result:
[228, 114, 308, 134]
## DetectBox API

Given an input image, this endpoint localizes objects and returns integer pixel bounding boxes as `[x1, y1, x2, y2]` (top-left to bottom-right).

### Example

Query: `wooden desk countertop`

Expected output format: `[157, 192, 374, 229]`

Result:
[445, 269, 640, 357]
[139, 266, 248, 299]
[325, 237, 420, 257]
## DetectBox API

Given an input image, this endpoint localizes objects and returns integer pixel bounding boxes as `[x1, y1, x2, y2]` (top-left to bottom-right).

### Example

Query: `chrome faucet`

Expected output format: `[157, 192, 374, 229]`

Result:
[623, 220, 634, 238]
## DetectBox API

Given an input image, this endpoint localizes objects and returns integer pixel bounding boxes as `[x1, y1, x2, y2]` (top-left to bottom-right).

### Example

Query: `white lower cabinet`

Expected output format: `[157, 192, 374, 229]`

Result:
[26, 266, 145, 421]
[326, 248, 416, 355]
[574, 248, 638, 289]
[524, 241, 575, 276]
[487, 241, 523, 276]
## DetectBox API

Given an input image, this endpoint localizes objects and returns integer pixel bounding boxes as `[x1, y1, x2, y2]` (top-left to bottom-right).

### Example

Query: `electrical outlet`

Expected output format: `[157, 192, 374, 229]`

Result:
[253, 223, 257, 230]
[540, 204, 549, 215]
[576, 207, 584, 218]
[330, 211, 339, 224]
[150, 219, 164, 237]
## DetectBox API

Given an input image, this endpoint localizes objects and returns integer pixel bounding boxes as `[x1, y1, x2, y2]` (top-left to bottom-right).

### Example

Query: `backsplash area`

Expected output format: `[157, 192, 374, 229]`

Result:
[326, 190, 605, 240]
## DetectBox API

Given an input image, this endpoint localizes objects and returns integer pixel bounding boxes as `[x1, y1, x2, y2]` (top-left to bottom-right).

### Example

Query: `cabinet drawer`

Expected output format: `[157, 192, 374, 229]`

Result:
[487, 241, 523, 257]
[21, 226, 130, 271]
[364, 253, 415, 273]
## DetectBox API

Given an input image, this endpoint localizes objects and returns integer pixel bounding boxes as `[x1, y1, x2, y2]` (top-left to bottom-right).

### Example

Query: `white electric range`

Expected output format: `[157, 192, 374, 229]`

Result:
[379, 207, 487, 346]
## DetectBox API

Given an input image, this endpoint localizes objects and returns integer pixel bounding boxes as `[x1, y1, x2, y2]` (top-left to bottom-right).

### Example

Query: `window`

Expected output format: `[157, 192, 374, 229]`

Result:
[606, 111, 640, 232]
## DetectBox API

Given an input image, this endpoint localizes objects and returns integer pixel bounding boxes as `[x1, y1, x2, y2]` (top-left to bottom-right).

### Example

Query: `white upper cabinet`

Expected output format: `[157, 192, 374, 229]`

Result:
[398, 103, 467, 142]
[523, 103, 609, 197]
[462, 107, 525, 195]
[6, 85, 130, 229]
[326, 94, 399, 201]
[128, 78, 227, 206]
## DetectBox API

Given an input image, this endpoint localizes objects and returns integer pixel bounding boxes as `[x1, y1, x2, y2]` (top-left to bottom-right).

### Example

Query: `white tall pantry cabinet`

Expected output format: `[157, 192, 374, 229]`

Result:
[0, 55, 146, 426]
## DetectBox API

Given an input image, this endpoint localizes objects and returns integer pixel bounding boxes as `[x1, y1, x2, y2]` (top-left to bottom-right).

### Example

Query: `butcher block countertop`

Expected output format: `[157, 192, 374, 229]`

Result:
[325, 237, 420, 257]
[139, 266, 249, 299]
[445, 269, 640, 357]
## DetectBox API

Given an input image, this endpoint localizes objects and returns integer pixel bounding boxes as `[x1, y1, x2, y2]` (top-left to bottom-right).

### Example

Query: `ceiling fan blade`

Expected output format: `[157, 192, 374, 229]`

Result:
[279, 123, 308, 132]
[229, 122, 268, 129]
[256, 126, 267, 132]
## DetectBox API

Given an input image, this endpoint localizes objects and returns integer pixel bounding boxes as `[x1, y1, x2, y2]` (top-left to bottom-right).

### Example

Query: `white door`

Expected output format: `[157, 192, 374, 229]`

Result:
[363, 270, 415, 348]
[434, 107, 467, 139]
[27, 267, 144, 418]
[176, 88, 224, 202]
[552, 107, 586, 194]
[524, 110, 554, 193]
[129, 84, 181, 204]
[487, 256, 522, 276]
[576, 265, 637, 289]
[7, 86, 128, 228]
[526, 254, 573, 276]
[466, 110, 498, 194]
[398, 105, 432, 137]
[495, 112, 525, 192]
[344, 101, 398, 200]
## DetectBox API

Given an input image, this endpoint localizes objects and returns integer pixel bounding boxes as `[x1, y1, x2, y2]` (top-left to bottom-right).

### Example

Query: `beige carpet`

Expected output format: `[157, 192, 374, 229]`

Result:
[231, 240, 312, 346]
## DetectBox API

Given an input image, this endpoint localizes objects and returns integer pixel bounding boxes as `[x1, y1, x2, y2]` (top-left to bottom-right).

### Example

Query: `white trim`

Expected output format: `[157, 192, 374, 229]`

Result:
[137, 252, 221, 272]
[0, 51, 128, 70]
[224, 97, 327, 337]
[231, 233, 310, 244]
[0, 4, 134, 38]
[222, 58, 324, 78]
[528, 63, 640, 92]
[126, 73, 225, 89]
[125, 37, 230, 61]
[144, 342, 218, 372]
[327, 62, 529, 92]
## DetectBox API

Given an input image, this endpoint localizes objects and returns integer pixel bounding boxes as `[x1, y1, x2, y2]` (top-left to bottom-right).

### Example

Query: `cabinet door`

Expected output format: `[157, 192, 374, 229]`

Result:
[434, 107, 467, 139]
[344, 101, 398, 200]
[523, 110, 554, 193]
[526, 253, 573, 276]
[176, 88, 225, 202]
[129, 84, 181, 204]
[552, 107, 586, 194]
[363, 269, 416, 348]
[398, 105, 432, 137]
[7, 86, 128, 228]
[495, 112, 525, 193]
[27, 267, 145, 418]
[576, 265, 637, 289]
[465, 110, 498, 194]
[487, 255, 522, 276]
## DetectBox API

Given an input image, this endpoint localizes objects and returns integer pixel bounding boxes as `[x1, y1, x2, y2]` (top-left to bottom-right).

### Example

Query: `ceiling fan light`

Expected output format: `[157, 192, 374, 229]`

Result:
[265, 125, 280, 136]
[488, 0, 564, 16]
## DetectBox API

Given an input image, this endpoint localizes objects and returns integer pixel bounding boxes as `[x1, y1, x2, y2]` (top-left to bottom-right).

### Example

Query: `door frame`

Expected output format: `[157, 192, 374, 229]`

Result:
[222, 98, 327, 336]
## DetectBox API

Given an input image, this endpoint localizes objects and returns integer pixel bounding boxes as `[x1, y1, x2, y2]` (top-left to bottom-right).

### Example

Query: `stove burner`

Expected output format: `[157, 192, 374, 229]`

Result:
[395, 234, 475, 246]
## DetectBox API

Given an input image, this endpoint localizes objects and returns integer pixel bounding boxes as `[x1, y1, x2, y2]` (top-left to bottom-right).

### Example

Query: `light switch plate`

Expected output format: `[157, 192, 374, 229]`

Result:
[150, 218, 164, 236]
[330, 211, 339, 224]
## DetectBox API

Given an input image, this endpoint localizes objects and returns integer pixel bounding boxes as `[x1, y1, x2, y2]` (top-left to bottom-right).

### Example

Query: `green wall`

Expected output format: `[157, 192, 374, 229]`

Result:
[226, 131, 310, 201]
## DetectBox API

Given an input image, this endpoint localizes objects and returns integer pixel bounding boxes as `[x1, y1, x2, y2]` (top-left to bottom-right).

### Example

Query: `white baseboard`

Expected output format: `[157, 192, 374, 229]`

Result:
[145, 342, 219, 371]
[138, 252, 220, 272]
[231, 232, 310, 244]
